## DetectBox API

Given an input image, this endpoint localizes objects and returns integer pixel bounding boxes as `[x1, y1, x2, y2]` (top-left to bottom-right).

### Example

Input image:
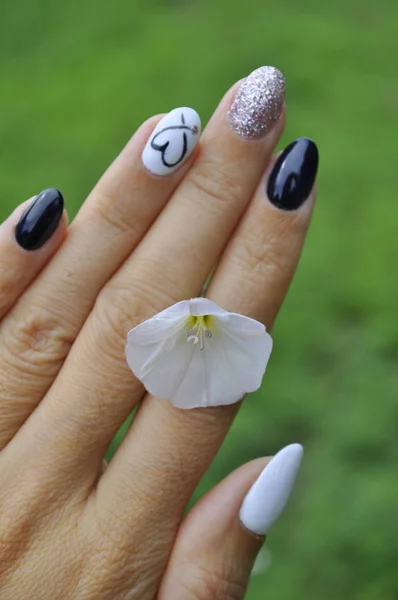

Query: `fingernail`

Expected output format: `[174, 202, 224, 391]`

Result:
[239, 443, 303, 536]
[15, 188, 64, 251]
[267, 138, 319, 210]
[142, 107, 201, 176]
[228, 66, 285, 140]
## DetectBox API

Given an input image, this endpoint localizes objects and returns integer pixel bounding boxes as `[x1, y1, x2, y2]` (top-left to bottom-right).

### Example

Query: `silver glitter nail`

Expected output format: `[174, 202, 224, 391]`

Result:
[228, 66, 285, 140]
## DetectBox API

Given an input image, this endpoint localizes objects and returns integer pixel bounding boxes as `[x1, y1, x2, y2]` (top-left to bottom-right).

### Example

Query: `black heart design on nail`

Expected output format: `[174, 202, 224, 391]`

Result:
[151, 113, 198, 168]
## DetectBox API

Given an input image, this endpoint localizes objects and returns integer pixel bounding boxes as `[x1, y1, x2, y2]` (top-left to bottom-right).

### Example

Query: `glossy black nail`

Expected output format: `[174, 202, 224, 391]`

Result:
[15, 188, 64, 251]
[267, 138, 318, 211]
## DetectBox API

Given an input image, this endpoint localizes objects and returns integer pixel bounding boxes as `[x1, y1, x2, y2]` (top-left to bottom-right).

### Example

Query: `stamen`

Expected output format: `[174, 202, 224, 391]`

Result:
[186, 316, 213, 350]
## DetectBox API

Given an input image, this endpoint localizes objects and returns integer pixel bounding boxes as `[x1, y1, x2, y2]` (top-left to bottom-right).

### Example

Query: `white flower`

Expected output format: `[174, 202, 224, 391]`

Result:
[125, 298, 273, 409]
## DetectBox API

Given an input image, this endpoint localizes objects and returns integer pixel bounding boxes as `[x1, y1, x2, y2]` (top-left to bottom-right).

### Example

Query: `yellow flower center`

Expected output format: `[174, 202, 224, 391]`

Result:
[187, 315, 213, 350]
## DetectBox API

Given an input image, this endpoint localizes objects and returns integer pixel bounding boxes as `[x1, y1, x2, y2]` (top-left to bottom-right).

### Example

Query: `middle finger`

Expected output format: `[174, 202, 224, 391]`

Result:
[11, 67, 286, 480]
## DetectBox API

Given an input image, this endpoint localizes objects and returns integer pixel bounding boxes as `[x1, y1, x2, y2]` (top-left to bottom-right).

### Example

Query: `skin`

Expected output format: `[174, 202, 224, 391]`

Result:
[0, 81, 316, 599]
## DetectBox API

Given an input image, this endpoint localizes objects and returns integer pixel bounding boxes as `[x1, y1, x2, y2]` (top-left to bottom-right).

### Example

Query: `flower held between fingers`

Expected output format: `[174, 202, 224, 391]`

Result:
[125, 298, 273, 409]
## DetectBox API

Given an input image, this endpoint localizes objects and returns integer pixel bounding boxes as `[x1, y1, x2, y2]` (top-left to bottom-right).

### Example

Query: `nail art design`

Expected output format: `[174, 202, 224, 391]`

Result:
[239, 444, 303, 536]
[267, 138, 319, 211]
[228, 66, 285, 140]
[15, 188, 64, 251]
[142, 107, 201, 176]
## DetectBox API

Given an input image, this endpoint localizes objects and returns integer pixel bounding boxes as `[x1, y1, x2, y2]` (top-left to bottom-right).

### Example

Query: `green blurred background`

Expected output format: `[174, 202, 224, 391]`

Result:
[1, 0, 398, 598]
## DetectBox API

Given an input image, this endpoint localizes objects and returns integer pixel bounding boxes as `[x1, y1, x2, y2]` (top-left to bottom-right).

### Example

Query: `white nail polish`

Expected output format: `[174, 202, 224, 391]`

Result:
[239, 444, 303, 536]
[142, 107, 201, 176]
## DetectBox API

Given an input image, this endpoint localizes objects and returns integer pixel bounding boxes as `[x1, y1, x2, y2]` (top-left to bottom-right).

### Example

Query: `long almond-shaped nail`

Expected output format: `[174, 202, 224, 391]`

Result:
[239, 444, 303, 536]
[267, 138, 319, 211]
[15, 188, 64, 251]
[228, 66, 285, 140]
[142, 107, 201, 176]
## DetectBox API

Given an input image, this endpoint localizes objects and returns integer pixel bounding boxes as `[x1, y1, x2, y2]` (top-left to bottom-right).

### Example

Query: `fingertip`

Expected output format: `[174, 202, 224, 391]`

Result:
[0, 189, 68, 318]
[239, 443, 303, 537]
[266, 137, 319, 212]
[14, 188, 66, 252]
[141, 107, 201, 177]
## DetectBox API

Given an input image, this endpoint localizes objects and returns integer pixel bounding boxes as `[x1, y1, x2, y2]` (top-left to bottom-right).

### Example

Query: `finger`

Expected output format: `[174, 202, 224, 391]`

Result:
[159, 445, 303, 600]
[0, 189, 67, 320]
[208, 137, 318, 327]
[0, 109, 200, 448]
[24, 66, 285, 474]
[100, 138, 317, 543]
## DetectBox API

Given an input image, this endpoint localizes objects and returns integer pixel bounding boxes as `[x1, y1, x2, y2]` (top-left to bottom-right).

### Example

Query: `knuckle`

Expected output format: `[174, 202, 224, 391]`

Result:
[1, 308, 74, 374]
[232, 238, 293, 302]
[242, 237, 286, 276]
[189, 156, 244, 214]
[233, 211, 306, 278]
[93, 274, 180, 351]
[78, 502, 142, 592]
[80, 496, 171, 599]
[0, 510, 86, 598]
[94, 191, 141, 239]
[179, 564, 246, 600]
[237, 236, 269, 272]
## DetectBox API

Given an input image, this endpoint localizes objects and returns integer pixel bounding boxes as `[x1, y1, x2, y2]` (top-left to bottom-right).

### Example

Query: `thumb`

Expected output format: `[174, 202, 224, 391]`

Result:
[158, 444, 303, 600]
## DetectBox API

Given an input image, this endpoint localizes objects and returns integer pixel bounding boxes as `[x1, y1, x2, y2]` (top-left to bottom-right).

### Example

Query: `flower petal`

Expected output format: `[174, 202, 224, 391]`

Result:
[125, 298, 273, 410]
[189, 297, 227, 318]
[151, 300, 191, 321]
[215, 312, 273, 393]
[216, 311, 268, 335]
[171, 326, 272, 409]
[170, 350, 209, 409]
[127, 301, 190, 346]
[170, 322, 266, 408]
[200, 334, 247, 406]
[126, 318, 195, 400]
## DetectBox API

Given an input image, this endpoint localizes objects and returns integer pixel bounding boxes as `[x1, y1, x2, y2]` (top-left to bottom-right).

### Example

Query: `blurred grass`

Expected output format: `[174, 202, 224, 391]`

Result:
[1, 0, 398, 598]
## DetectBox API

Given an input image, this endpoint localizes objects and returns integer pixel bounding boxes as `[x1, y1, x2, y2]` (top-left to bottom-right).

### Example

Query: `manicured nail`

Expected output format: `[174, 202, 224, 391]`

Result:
[15, 188, 64, 251]
[228, 66, 285, 140]
[142, 107, 201, 176]
[239, 444, 303, 536]
[267, 138, 319, 211]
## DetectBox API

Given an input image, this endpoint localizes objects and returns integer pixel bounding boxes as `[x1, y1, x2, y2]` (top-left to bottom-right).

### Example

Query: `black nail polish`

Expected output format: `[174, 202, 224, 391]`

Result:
[267, 138, 319, 211]
[15, 188, 64, 251]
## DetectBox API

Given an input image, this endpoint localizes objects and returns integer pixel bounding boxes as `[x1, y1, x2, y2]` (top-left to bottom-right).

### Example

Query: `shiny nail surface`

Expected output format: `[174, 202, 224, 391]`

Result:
[228, 66, 285, 140]
[142, 107, 201, 176]
[15, 188, 64, 251]
[267, 138, 318, 210]
[239, 444, 303, 536]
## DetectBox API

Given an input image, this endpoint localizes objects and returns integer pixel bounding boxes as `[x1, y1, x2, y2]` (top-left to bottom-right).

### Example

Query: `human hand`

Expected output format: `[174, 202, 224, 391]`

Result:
[0, 66, 318, 599]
